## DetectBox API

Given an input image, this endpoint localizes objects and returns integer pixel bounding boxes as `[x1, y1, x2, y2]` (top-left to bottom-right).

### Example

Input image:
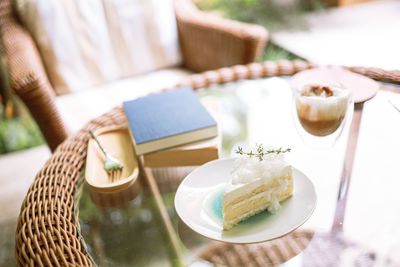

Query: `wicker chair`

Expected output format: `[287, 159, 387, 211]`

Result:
[0, 0, 268, 152]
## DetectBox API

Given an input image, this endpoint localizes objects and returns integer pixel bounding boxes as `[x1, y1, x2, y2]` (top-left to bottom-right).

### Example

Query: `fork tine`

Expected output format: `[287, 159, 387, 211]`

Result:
[111, 170, 115, 183]
[114, 169, 121, 182]
[105, 164, 123, 183]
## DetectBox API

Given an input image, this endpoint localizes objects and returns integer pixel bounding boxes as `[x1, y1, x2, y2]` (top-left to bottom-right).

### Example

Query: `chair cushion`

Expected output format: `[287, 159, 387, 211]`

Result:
[15, 0, 181, 95]
[56, 68, 191, 133]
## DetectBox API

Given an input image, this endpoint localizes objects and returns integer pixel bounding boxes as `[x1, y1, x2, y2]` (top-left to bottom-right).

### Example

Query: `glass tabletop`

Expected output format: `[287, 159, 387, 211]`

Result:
[78, 77, 400, 266]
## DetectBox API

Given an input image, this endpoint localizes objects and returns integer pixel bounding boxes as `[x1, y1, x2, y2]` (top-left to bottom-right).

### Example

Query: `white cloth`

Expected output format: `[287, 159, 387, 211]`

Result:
[15, 0, 181, 95]
[56, 68, 190, 133]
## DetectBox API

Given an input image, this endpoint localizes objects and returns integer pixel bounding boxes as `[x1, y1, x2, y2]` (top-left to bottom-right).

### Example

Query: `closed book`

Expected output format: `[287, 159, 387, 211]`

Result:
[123, 88, 218, 155]
[142, 135, 220, 167]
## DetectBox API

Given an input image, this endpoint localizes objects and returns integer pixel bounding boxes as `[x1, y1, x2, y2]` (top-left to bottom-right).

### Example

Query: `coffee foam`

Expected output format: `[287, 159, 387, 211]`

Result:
[296, 87, 349, 121]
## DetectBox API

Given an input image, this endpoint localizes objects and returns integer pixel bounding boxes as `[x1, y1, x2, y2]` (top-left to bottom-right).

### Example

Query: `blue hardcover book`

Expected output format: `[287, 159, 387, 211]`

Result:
[123, 88, 218, 155]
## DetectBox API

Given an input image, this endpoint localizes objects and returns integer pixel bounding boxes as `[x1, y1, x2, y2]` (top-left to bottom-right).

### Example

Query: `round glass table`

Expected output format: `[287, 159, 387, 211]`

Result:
[78, 73, 400, 266]
[15, 60, 400, 266]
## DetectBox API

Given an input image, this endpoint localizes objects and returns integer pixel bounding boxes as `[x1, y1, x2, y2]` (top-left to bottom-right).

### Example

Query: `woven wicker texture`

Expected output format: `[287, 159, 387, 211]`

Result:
[15, 60, 400, 266]
[15, 107, 126, 267]
[0, 0, 68, 151]
[175, 0, 268, 72]
[300, 233, 382, 267]
[199, 230, 314, 266]
[199, 231, 382, 267]
[0, 0, 268, 152]
[346, 66, 400, 85]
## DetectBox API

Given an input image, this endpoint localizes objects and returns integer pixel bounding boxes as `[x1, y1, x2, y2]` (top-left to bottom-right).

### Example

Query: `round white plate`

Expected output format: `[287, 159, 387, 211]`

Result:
[175, 158, 317, 244]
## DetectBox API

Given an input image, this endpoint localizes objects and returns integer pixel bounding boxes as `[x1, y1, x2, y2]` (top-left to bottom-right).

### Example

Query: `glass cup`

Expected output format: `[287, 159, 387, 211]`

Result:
[293, 82, 353, 148]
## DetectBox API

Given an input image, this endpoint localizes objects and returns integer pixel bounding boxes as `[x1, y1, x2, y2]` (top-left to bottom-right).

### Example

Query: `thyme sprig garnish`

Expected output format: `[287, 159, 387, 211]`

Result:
[235, 144, 291, 161]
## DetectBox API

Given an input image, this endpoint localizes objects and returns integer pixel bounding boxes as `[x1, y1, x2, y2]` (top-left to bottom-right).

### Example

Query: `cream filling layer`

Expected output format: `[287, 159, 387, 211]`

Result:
[223, 176, 293, 229]
[223, 201, 269, 230]
[223, 190, 293, 229]
[224, 179, 292, 219]
[224, 166, 292, 206]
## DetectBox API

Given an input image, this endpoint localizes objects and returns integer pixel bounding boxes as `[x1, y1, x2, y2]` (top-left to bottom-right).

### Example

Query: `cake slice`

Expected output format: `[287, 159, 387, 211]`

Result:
[222, 147, 293, 230]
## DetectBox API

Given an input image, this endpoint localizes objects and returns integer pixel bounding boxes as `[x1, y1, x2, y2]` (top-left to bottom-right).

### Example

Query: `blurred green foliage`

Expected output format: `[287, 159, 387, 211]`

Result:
[196, 0, 325, 32]
[262, 43, 299, 61]
[0, 43, 44, 154]
[0, 115, 44, 154]
[196, 0, 325, 61]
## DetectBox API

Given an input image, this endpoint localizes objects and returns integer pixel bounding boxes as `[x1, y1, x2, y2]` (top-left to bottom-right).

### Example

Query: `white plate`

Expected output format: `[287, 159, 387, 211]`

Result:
[175, 158, 317, 244]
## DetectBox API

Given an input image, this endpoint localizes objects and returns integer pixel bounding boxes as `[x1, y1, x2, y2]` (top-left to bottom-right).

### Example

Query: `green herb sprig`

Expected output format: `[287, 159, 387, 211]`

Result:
[235, 144, 291, 161]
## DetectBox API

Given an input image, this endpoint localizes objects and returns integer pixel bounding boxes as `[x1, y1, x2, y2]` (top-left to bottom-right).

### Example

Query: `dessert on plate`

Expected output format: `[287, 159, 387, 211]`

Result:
[222, 146, 293, 230]
[295, 84, 350, 136]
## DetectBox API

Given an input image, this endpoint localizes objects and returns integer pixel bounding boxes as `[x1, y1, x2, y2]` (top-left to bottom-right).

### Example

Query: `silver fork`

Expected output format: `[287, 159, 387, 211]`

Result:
[89, 130, 124, 182]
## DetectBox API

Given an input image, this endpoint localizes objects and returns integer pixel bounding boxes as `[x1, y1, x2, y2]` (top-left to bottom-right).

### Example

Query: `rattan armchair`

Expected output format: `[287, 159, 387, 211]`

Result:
[0, 0, 268, 152]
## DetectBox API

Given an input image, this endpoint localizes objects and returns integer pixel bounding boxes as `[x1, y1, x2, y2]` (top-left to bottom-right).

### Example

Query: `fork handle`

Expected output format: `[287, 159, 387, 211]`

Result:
[89, 130, 107, 157]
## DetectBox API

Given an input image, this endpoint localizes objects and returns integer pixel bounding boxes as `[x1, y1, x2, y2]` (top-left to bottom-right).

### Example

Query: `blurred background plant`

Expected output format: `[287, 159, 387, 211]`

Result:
[0, 52, 44, 154]
[195, 0, 328, 61]
[195, 0, 326, 32]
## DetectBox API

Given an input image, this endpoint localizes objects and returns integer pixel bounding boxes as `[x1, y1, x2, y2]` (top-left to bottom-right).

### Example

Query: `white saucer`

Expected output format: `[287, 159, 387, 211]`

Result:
[175, 158, 317, 244]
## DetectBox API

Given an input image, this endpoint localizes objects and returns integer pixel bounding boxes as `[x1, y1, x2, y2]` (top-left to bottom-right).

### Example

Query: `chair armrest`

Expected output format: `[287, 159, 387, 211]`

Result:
[346, 66, 400, 85]
[1, 20, 68, 151]
[175, 0, 268, 72]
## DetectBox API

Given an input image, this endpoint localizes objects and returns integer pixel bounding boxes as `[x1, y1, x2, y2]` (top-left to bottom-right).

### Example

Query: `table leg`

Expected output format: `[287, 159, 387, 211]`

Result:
[332, 103, 364, 233]
[138, 156, 185, 267]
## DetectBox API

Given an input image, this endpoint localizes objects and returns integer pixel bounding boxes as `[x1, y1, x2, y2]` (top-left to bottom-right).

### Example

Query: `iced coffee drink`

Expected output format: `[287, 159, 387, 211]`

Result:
[295, 84, 350, 136]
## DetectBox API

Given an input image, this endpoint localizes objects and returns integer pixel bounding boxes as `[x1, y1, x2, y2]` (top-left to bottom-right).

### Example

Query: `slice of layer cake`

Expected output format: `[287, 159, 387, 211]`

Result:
[222, 148, 293, 230]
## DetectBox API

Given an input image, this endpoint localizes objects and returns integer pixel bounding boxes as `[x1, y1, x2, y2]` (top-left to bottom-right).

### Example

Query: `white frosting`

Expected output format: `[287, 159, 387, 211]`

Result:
[231, 154, 290, 185]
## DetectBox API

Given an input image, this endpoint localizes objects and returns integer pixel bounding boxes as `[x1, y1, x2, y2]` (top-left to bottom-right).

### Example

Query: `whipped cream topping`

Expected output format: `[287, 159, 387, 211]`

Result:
[230, 152, 291, 185]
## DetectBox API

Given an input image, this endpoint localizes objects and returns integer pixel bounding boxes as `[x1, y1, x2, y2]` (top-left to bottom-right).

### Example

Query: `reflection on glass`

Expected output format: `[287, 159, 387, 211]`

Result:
[197, 82, 251, 156]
